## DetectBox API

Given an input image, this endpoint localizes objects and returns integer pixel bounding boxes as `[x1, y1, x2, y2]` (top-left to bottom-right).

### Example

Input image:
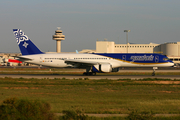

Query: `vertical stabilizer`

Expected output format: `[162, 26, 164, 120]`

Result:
[13, 29, 43, 55]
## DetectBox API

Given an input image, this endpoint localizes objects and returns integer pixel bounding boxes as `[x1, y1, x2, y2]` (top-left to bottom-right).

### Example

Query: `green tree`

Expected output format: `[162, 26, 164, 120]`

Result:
[62, 109, 88, 120]
[0, 97, 55, 120]
[126, 110, 154, 120]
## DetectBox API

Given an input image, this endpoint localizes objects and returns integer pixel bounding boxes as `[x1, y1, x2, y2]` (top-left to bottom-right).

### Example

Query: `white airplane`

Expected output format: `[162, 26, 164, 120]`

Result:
[13, 29, 174, 76]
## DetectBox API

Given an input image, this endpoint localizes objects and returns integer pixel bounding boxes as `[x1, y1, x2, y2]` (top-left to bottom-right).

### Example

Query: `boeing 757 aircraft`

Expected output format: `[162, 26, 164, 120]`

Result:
[13, 29, 174, 76]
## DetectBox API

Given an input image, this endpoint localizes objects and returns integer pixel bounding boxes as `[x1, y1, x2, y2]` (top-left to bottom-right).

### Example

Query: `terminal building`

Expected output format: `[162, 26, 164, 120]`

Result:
[96, 41, 180, 64]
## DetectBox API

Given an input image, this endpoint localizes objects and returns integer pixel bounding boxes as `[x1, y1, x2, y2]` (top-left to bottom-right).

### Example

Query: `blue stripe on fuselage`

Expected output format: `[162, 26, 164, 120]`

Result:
[93, 53, 173, 64]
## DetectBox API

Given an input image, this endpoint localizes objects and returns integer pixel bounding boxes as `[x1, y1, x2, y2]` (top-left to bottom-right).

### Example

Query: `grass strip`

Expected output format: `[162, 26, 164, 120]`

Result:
[0, 77, 180, 114]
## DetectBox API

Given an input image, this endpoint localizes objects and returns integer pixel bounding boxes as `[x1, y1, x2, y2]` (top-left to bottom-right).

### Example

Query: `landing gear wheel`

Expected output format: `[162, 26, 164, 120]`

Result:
[152, 72, 155, 76]
[83, 72, 87, 76]
[92, 72, 96, 76]
[83, 72, 96, 76]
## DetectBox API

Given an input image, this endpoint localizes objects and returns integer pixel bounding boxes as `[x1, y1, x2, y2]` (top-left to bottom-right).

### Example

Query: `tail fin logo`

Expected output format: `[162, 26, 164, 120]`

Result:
[23, 42, 29, 48]
[13, 29, 29, 45]
[13, 29, 44, 55]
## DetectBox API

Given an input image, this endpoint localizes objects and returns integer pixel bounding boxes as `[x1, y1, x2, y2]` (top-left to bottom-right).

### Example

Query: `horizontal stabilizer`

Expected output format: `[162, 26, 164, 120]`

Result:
[16, 56, 33, 61]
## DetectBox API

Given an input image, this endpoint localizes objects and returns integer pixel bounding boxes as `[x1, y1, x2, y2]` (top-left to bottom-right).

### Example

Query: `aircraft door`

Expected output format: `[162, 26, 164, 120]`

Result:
[122, 55, 126, 61]
[155, 56, 159, 63]
[39, 56, 43, 63]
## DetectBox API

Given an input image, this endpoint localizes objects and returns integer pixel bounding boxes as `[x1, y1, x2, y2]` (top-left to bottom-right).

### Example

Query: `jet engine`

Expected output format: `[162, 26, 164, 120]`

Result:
[92, 64, 112, 73]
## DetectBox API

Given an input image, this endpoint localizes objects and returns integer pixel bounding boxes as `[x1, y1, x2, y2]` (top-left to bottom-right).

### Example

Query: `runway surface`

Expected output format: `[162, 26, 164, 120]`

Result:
[0, 74, 180, 80]
[0, 67, 180, 80]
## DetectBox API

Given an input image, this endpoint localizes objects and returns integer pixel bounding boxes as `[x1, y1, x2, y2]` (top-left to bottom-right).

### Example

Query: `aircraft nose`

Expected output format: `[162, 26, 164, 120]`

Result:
[170, 62, 174, 67]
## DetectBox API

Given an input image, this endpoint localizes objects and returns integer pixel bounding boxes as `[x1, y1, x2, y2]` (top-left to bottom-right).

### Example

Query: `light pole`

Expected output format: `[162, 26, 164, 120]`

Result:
[124, 30, 130, 53]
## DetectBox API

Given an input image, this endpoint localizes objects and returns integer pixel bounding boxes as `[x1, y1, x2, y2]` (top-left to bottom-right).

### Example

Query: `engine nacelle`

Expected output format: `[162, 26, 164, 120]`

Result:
[92, 64, 112, 73]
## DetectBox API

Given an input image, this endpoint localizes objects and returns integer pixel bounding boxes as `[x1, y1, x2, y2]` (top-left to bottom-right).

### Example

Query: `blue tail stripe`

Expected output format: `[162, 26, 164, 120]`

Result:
[13, 29, 44, 55]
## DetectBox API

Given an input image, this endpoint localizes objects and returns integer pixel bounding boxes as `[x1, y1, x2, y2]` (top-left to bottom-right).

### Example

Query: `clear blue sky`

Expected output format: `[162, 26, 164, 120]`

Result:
[0, 0, 180, 53]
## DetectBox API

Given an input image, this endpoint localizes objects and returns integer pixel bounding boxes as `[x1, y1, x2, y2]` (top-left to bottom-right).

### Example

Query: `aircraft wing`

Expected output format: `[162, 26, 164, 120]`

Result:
[65, 59, 107, 68]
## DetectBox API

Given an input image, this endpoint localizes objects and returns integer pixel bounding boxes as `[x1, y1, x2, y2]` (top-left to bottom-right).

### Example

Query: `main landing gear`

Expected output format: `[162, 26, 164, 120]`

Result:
[152, 67, 158, 76]
[83, 67, 96, 76]
[83, 72, 96, 76]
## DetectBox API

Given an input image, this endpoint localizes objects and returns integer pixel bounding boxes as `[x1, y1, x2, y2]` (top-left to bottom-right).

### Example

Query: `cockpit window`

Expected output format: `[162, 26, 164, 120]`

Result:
[163, 58, 169, 61]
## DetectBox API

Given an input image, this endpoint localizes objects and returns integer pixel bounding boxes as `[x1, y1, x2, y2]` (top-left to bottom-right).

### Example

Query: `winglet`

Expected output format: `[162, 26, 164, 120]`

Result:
[13, 29, 44, 55]
[76, 50, 79, 54]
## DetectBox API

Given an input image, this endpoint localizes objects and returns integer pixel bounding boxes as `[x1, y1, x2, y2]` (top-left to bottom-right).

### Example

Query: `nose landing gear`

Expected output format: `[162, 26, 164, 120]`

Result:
[152, 67, 158, 76]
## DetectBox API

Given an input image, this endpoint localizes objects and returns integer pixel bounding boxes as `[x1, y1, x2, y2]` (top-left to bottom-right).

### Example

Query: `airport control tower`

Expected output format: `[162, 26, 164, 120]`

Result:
[52, 27, 65, 53]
